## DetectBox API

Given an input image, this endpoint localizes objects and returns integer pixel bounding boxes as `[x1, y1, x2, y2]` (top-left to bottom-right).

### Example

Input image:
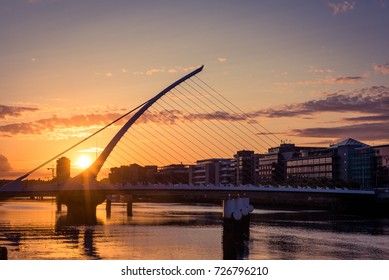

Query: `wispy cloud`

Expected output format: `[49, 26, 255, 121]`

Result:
[343, 114, 389, 122]
[253, 86, 389, 118]
[334, 76, 364, 84]
[78, 147, 105, 153]
[0, 113, 122, 137]
[374, 63, 389, 75]
[0, 109, 256, 137]
[328, 1, 356, 15]
[3, 86, 387, 142]
[0, 105, 39, 119]
[0, 154, 12, 174]
[275, 75, 364, 86]
[268, 86, 389, 142]
[145, 68, 165, 75]
[308, 67, 334, 74]
[94, 72, 114, 77]
[217, 57, 227, 63]
[139, 110, 251, 125]
[134, 65, 198, 76]
[188, 111, 248, 122]
[292, 122, 389, 142]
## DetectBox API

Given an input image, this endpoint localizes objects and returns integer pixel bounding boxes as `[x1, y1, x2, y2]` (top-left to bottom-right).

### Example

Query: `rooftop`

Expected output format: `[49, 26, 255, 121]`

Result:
[330, 138, 369, 149]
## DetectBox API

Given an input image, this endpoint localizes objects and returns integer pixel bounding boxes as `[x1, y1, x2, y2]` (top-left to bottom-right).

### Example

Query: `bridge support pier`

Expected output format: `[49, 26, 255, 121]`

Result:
[57, 191, 106, 224]
[222, 197, 254, 260]
[127, 195, 133, 217]
[106, 195, 112, 218]
[56, 200, 62, 212]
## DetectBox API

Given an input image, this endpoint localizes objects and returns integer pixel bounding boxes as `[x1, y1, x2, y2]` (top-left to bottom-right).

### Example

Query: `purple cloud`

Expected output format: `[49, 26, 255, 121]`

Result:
[292, 122, 389, 142]
[328, 1, 356, 15]
[254, 86, 389, 118]
[0, 105, 39, 119]
[374, 63, 389, 75]
[0, 109, 254, 137]
[0, 154, 12, 174]
[334, 76, 364, 84]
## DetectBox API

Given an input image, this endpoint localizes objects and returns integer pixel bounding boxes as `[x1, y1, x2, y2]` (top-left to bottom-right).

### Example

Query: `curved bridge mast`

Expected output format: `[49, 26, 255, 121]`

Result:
[58, 65, 204, 223]
[74, 65, 204, 183]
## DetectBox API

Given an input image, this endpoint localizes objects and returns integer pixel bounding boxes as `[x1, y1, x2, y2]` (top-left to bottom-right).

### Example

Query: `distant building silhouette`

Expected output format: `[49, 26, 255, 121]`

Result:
[109, 164, 145, 185]
[56, 157, 70, 181]
[105, 138, 388, 189]
[144, 165, 158, 184]
[189, 158, 234, 186]
[373, 144, 389, 187]
[337, 139, 376, 188]
[234, 150, 256, 185]
[286, 147, 337, 182]
[265, 138, 377, 189]
[108, 163, 190, 185]
[156, 164, 190, 185]
[227, 138, 382, 189]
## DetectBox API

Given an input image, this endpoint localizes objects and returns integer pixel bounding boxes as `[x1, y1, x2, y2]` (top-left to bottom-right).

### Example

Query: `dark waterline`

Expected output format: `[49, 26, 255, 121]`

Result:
[0, 198, 388, 260]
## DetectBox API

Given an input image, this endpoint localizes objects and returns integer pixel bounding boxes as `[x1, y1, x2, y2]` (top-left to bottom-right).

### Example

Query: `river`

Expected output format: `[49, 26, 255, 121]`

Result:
[1, 198, 388, 260]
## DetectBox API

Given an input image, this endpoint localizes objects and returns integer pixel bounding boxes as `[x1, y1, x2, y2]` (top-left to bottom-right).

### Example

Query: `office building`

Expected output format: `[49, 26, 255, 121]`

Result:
[234, 150, 257, 185]
[189, 158, 234, 186]
[56, 157, 70, 182]
[373, 144, 389, 187]
[156, 164, 190, 184]
[109, 164, 145, 185]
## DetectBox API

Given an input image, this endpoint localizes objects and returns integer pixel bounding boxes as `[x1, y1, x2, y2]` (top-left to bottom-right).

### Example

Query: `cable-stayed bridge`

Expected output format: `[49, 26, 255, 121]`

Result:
[0, 65, 383, 223]
[5, 65, 282, 181]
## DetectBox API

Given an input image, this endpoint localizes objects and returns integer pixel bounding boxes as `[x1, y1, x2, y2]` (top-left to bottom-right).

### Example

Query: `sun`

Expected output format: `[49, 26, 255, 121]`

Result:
[77, 155, 92, 169]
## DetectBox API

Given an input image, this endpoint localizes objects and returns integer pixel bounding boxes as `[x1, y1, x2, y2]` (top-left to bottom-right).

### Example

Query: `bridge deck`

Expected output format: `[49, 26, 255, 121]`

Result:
[0, 183, 376, 198]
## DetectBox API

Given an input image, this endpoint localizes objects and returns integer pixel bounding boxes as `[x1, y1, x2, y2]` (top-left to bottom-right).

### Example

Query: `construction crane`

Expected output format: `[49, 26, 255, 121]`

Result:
[47, 167, 55, 180]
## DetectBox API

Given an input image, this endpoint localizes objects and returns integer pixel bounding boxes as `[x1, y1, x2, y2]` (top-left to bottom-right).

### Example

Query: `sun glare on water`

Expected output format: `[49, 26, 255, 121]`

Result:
[77, 155, 92, 169]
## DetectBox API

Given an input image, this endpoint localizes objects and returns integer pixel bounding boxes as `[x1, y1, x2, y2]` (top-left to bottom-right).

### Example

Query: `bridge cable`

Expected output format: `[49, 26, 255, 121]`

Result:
[128, 111, 197, 164]
[12, 100, 150, 181]
[180, 82, 270, 153]
[169, 90, 241, 152]
[141, 105, 215, 160]
[193, 76, 281, 146]
[157, 98, 229, 158]
[160, 95, 232, 157]
[190, 77, 292, 185]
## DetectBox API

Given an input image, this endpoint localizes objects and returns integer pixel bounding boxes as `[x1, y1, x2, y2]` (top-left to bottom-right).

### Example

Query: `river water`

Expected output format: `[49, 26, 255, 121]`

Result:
[1, 198, 389, 260]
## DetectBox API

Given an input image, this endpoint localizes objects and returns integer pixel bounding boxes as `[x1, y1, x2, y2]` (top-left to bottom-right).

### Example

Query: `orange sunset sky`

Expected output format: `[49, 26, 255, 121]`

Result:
[1, 0, 389, 179]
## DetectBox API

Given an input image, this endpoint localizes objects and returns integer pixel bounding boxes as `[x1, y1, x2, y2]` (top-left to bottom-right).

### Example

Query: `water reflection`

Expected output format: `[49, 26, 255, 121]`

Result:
[55, 217, 80, 247]
[0, 200, 389, 259]
[249, 210, 389, 259]
[222, 217, 250, 260]
[54, 215, 102, 259]
[268, 234, 301, 260]
[83, 229, 101, 259]
[3, 232, 22, 250]
[252, 210, 389, 235]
